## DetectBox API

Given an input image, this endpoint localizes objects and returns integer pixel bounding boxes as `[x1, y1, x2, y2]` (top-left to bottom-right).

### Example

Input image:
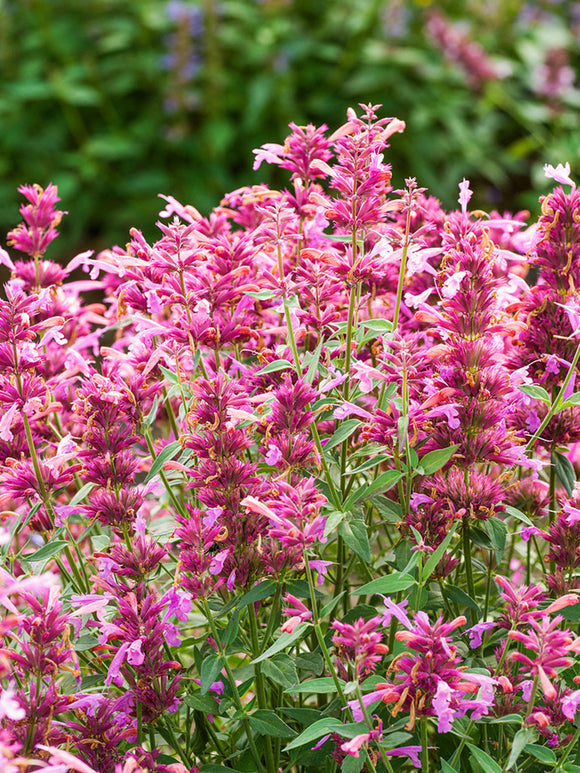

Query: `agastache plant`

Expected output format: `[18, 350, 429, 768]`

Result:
[3, 109, 580, 773]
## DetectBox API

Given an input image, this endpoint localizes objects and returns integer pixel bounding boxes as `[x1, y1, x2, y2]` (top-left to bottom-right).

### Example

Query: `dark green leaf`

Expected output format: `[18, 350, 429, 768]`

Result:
[482, 516, 507, 561]
[280, 707, 323, 725]
[237, 580, 276, 608]
[185, 694, 220, 714]
[345, 454, 389, 475]
[252, 622, 310, 664]
[284, 718, 345, 750]
[28, 540, 68, 563]
[444, 584, 480, 613]
[524, 743, 556, 764]
[324, 419, 361, 452]
[200, 654, 224, 694]
[249, 710, 296, 738]
[467, 743, 503, 773]
[553, 449, 576, 497]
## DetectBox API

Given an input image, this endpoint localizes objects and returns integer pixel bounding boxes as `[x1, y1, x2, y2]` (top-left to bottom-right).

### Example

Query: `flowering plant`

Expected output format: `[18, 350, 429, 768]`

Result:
[2, 107, 580, 773]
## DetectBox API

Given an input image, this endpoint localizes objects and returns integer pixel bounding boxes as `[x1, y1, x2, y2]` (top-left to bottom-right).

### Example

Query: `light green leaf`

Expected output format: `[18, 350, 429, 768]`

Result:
[354, 572, 416, 596]
[285, 676, 345, 694]
[418, 445, 460, 476]
[422, 521, 458, 581]
[145, 440, 181, 482]
[518, 384, 550, 403]
[256, 360, 294, 375]
[506, 728, 536, 769]
[252, 622, 310, 664]
[284, 718, 345, 751]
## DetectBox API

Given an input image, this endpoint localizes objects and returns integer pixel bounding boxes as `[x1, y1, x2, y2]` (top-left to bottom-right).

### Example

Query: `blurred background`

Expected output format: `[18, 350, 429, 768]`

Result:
[1, 0, 579, 256]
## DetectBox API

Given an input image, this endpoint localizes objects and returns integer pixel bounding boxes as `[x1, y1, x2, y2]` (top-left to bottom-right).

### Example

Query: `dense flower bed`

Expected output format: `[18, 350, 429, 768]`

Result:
[2, 104, 580, 772]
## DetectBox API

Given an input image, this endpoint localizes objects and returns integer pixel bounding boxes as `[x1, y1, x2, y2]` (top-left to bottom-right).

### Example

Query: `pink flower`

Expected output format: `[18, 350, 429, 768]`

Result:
[544, 162, 575, 188]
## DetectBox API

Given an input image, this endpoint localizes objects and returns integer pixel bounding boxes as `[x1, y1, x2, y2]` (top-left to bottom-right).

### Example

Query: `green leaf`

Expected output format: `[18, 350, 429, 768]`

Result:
[304, 337, 324, 384]
[560, 391, 580, 409]
[200, 654, 224, 694]
[246, 290, 275, 300]
[353, 469, 403, 502]
[256, 359, 294, 375]
[185, 694, 220, 714]
[324, 510, 346, 538]
[518, 384, 551, 403]
[482, 516, 507, 561]
[440, 762, 457, 773]
[444, 584, 480, 613]
[145, 440, 181, 483]
[342, 754, 365, 773]
[28, 540, 68, 563]
[252, 622, 310, 664]
[467, 743, 503, 773]
[237, 580, 276, 608]
[422, 521, 458, 581]
[285, 677, 345, 694]
[338, 518, 371, 563]
[320, 592, 345, 619]
[200, 766, 244, 773]
[284, 718, 345, 751]
[223, 609, 239, 647]
[360, 318, 393, 334]
[345, 454, 389, 475]
[70, 482, 95, 506]
[324, 419, 361, 452]
[524, 743, 556, 764]
[249, 710, 296, 738]
[486, 714, 523, 725]
[354, 572, 416, 596]
[506, 728, 536, 769]
[159, 364, 179, 384]
[504, 505, 533, 527]
[262, 656, 297, 689]
[418, 445, 460, 475]
[279, 707, 322, 725]
[552, 449, 576, 497]
[144, 395, 159, 428]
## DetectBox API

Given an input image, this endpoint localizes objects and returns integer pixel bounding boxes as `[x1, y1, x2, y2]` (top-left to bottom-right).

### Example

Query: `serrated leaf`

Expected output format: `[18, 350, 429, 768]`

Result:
[338, 519, 371, 563]
[324, 419, 361, 452]
[145, 440, 181, 483]
[284, 718, 345, 751]
[553, 449, 576, 497]
[524, 743, 556, 764]
[285, 677, 345, 694]
[256, 359, 294, 375]
[28, 540, 69, 563]
[354, 572, 416, 596]
[506, 727, 536, 769]
[467, 743, 503, 773]
[252, 622, 310, 664]
[518, 384, 551, 403]
[249, 709, 296, 738]
[418, 445, 460, 476]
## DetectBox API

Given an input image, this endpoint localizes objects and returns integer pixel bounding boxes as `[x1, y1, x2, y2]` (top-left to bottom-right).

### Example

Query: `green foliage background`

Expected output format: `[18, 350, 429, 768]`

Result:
[1, 0, 580, 253]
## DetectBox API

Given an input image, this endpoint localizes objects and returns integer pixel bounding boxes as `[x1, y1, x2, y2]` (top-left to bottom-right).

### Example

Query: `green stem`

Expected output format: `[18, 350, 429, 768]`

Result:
[462, 517, 477, 626]
[421, 717, 430, 773]
[392, 200, 412, 332]
[526, 338, 580, 451]
[554, 722, 580, 771]
[247, 604, 276, 773]
[143, 428, 187, 517]
[201, 599, 267, 773]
